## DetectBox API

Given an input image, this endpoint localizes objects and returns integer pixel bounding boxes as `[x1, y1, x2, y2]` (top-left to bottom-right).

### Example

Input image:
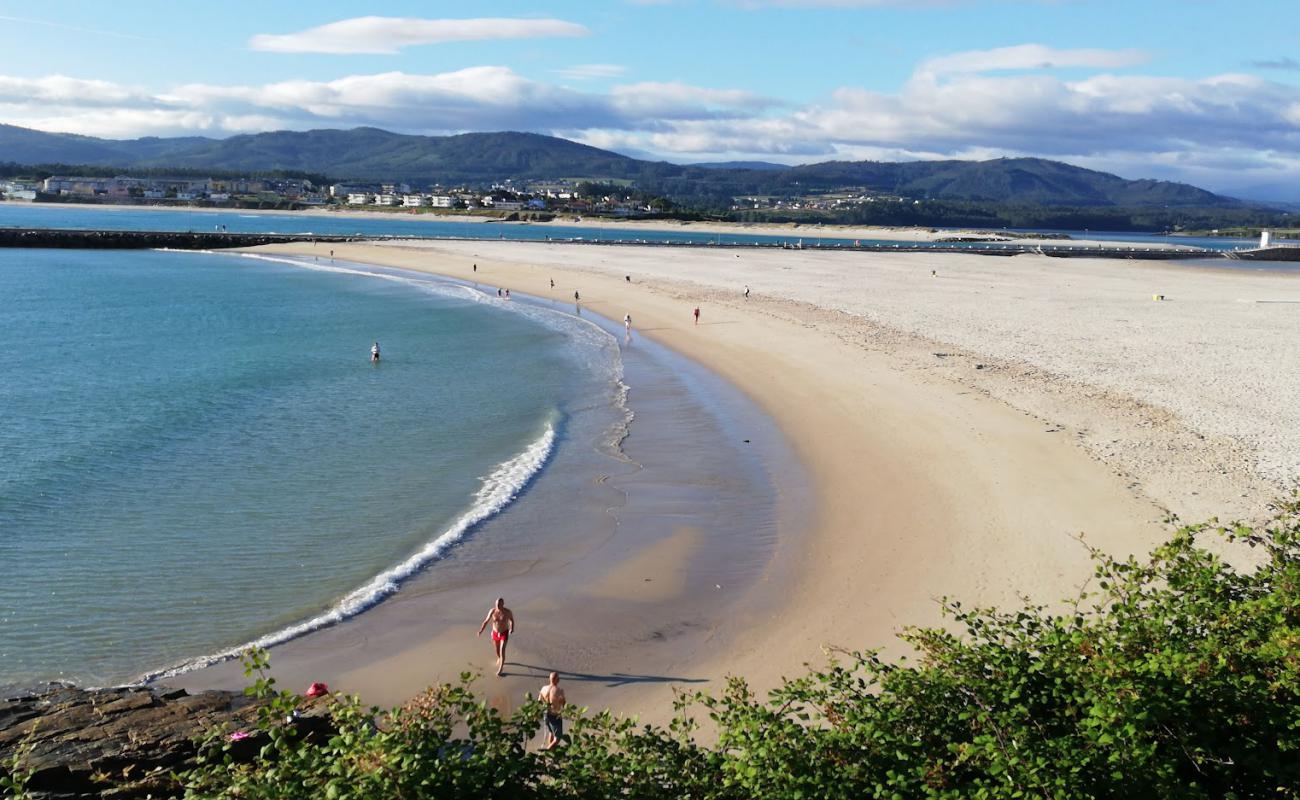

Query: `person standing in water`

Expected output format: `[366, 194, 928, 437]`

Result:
[370, 341, 381, 363]
[624, 314, 632, 336]
[538, 672, 567, 750]
[477, 597, 515, 677]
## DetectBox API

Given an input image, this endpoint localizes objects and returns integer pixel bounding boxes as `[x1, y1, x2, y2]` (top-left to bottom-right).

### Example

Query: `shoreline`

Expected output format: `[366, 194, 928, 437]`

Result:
[161, 256, 805, 720]
[1, 199, 1209, 250]
[161, 237, 1289, 725]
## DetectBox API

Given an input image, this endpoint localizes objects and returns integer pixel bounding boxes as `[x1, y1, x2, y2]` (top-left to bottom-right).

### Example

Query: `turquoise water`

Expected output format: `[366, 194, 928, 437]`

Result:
[0, 248, 621, 686]
[0, 203, 1258, 252]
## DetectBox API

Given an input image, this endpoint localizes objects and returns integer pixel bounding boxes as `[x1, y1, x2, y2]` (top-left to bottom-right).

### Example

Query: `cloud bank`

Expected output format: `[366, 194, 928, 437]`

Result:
[1, 44, 1297, 197]
[249, 17, 589, 54]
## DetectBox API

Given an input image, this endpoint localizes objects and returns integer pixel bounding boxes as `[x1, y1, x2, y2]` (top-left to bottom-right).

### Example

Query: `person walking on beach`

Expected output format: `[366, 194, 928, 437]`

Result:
[477, 597, 515, 677]
[574, 290, 581, 303]
[538, 672, 566, 750]
[473, 263, 477, 272]
[550, 278, 555, 289]
[744, 285, 750, 299]
[370, 341, 381, 363]
[624, 313, 632, 335]
[693, 307, 700, 325]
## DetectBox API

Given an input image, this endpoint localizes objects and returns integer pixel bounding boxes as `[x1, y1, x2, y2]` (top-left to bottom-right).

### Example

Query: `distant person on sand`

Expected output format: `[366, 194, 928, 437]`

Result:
[538, 672, 566, 750]
[744, 285, 750, 299]
[693, 307, 700, 325]
[625, 275, 631, 283]
[574, 290, 581, 302]
[550, 278, 555, 289]
[473, 263, 477, 272]
[370, 341, 381, 363]
[477, 597, 515, 677]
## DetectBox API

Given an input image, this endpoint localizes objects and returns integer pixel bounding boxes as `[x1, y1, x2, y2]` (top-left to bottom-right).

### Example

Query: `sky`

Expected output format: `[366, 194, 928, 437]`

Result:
[1, 0, 1297, 199]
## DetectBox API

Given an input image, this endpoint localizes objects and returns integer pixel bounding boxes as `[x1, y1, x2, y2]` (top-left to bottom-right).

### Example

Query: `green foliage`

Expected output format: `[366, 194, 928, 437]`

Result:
[0, 720, 37, 799]
[182, 506, 1300, 798]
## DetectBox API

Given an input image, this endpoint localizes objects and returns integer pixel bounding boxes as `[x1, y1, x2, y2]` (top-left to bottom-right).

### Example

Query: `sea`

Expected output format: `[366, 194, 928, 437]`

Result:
[0, 201, 1269, 252]
[0, 245, 639, 688]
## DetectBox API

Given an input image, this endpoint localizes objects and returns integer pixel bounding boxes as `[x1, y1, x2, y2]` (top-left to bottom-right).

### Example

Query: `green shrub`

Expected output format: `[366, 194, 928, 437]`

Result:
[183, 504, 1300, 799]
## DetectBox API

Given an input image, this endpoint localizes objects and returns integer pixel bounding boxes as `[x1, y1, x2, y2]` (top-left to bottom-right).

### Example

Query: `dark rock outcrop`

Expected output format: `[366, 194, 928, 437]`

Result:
[0, 228, 365, 250]
[0, 684, 331, 799]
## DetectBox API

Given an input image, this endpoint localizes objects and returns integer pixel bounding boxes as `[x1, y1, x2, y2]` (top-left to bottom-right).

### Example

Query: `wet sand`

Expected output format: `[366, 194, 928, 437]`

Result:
[163, 262, 805, 722]
[159, 238, 1289, 728]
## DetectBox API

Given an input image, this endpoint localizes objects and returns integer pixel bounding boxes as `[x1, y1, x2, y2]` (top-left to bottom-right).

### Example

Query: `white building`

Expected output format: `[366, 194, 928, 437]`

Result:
[346, 193, 371, 205]
[402, 194, 429, 207]
[429, 195, 454, 208]
[375, 194, 397, 206]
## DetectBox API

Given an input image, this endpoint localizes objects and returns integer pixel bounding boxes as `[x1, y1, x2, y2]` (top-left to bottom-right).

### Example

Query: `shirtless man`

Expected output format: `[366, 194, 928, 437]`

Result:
[477, 597, 515, 676]
[538, 672, 566, 750]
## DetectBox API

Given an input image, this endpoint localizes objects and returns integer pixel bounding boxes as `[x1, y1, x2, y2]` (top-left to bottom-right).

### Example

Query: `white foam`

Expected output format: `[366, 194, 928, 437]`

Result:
[138, 251, 636, 682]
[142, 423, 556, 682]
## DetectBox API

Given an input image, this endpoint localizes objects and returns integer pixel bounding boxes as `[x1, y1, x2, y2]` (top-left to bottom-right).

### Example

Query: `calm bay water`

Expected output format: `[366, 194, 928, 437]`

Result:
[0, 248, 623, 687]
[0, 202, 1263, 252]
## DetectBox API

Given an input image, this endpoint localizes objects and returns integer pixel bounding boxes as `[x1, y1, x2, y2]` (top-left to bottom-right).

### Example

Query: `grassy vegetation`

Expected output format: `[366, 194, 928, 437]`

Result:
[160, 504, 1299, 799]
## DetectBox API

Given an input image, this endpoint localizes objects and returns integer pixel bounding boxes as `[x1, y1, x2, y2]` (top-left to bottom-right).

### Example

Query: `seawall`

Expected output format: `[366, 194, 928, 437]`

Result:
[0, 227, 365, 250]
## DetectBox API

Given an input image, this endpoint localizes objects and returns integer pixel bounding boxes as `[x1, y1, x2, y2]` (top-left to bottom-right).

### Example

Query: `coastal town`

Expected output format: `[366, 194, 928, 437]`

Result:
[0, 172, 923, 218]
[0, 174, 670, 217]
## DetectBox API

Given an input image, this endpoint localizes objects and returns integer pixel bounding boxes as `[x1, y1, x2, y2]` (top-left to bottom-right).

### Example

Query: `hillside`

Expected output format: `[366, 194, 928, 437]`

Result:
[0, 123, 1239, 208]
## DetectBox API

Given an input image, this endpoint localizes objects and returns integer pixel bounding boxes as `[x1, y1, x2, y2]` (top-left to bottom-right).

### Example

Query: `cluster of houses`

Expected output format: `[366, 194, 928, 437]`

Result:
[733, 190, 911, 212]
[3, 174, 658, 217]
[10, 175, 325, 204]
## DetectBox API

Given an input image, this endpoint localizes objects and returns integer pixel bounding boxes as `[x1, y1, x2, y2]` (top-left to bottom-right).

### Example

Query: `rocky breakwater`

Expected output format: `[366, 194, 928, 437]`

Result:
[0, 684, 332, 799]
[0, 228, 366, 250]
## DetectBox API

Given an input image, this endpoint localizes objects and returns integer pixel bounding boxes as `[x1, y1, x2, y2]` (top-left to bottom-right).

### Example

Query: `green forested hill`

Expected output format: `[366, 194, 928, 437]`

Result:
[0, 123, 1240, 208]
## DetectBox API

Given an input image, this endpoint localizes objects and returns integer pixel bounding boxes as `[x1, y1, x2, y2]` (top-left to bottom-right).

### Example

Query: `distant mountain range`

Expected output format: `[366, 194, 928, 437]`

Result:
[0, 123, 1242, 209]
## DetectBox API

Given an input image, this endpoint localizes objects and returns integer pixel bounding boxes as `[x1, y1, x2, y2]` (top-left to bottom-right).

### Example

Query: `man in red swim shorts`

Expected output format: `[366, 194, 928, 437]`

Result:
[477, 597, 516, 677]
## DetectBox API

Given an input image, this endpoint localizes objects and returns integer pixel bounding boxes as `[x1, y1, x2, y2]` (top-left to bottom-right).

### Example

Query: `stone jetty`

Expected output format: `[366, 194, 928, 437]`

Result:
[0, 227, 364, 250]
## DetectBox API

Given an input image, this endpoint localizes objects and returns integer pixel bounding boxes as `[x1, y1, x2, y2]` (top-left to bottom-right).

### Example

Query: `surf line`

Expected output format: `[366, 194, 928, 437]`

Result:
[141, 415, 557, 682]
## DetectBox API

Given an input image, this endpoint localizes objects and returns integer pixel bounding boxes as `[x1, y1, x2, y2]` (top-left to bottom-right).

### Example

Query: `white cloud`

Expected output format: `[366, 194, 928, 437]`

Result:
[0, 75, 164, 109]
[1, 44, 1299, 196]
[610, 82, 778, 119]
[915, 44, 1148, 77]
[553, 64, 628, 80]
[249, 17, 589, 55]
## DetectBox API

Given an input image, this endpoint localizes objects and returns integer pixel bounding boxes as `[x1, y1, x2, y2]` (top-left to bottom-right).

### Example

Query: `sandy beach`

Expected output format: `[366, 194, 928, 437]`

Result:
[157, 236, 1294, 728]
[163, 239, 1296, 728]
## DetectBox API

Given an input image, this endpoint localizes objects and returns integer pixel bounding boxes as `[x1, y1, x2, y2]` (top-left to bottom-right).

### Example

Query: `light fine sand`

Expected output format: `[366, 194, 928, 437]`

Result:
[240, 240, 1295, 725]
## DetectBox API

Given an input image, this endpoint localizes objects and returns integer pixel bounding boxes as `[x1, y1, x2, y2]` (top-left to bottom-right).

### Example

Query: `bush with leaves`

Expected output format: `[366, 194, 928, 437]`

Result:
[181, 504, 1300, 799]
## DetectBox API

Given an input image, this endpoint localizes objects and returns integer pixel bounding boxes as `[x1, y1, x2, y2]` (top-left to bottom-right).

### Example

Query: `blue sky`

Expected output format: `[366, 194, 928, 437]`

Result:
[1, 1, 1297, 198]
